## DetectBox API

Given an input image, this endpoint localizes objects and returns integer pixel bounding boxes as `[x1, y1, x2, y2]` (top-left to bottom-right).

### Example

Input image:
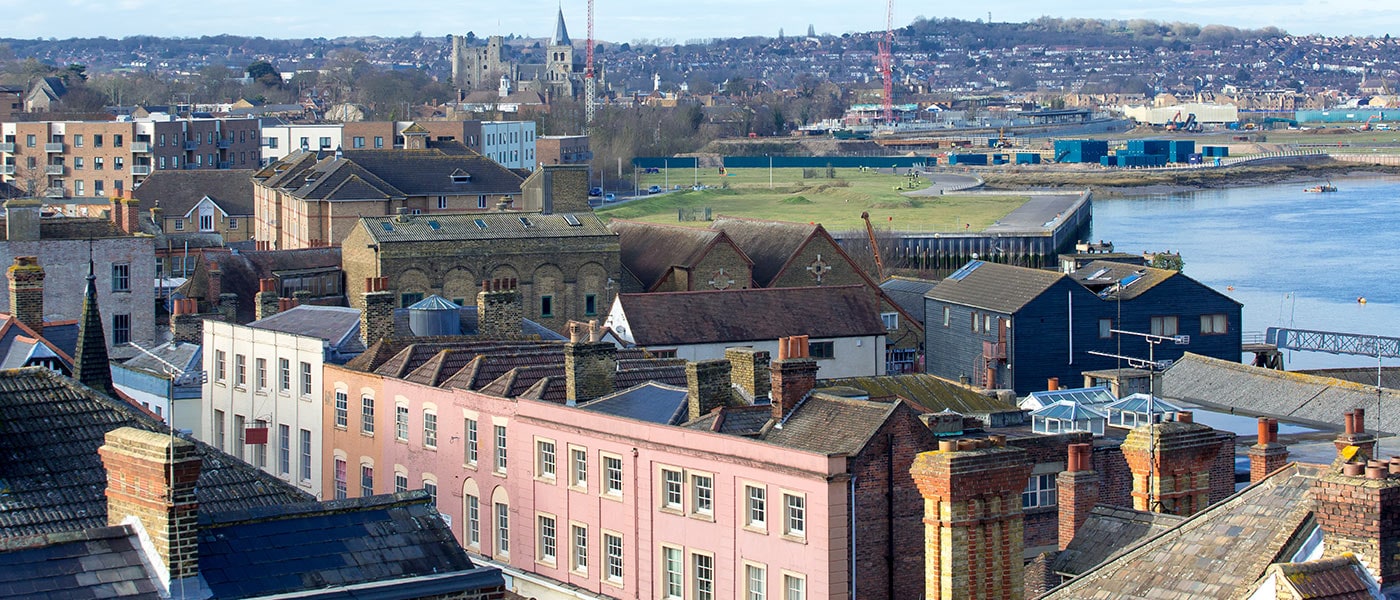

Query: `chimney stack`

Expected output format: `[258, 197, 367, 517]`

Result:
[725, 347, 770, 403]
[476, 278, 522, 338]
[1248, 417, 1289, 483]
[564, 320, 616, 405]
[4, 198, 41, 242]
[360, 277, 394, 348]
[170, 298, 203, 344]
[1121, 419, 1221, 516]
[1057, 443, 1100, 550]
[206, 266, 222, 306]
[911, 442, 1032, 600]
[109, 196, 124, 229]
[7, 256, 45, 336]
[255, 278, 280, 321]
[1335, 408, 1377, 458]
[770, 336, 819, 422]
[121, 197, 141, 234]
[98, 427, 202, 584]
[686, 359, 732, 421]
[1311, 426, 1400, 587]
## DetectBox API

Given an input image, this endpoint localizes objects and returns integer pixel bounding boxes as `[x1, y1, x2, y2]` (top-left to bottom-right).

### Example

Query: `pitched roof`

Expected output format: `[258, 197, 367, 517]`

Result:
[685, 404, 774, 436]
[819, 373, 1017, 414]
[609, 220, 751, 291]
[0, 526, 160, 599]
[1043, 463, 1323, 599]
[0, 314, 74, 373]
[129, 169, 256, 217]
[1162, 353, 1400, 435]
[73, 269, 114, 397]
[1264, 556, 1379, 600]
[359, 211, 613, 243]
[616, 285, 886, 346]
[881, 276, 938, 324]
[249, 305, 364, 355]
[759, 394, 909, 455]
[926, 260, 1067, 314]
[196, 491, 500, 598]
[552, 7, 572, 46]
[338, 149, 524, 196]
[1070, 259, 1176, 300]
[1050, 506, 1185, 576]
[117, 340, 200, 377]
[0, 368, 311, 537]
[390, 305, 567, 341]
[579, 382, 690, 425]
[710, 216, 821, 287]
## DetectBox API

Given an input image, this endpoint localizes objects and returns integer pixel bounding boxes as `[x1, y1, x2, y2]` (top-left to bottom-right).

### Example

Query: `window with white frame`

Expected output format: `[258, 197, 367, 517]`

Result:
[253, 419, 268, 468]
[537, 439, 556, 479]
[1022, 473, 1058, 509]
[233, 415, 246, 460]
[300, 361, 312, 395]
[213, 410, 225, 450]
[784, 573, 806, 600]
[423, 411, 438, 448]
[466, 494, 480, 547]
[496, 502, 511, 555]
[234, 355, 247, 387]
[661, 468, 683, 510]
[1201, 313, 1227, 335]
[571, 524, 588, 573]
[278, 358, 290, 392]
[361, 396, 374, 434]
[691, 474, 713, 516]
[334, 391, 348, 428]
[278, 424, 290, 475]
[214, 350, 226, 382]
[424, 480, 437, 508]
[604, 454, 623, 496]
[746, 564, 767, 600]
[395, 471, 408, 493]
[465, 418, 478, 465]
[538, 515, 556, 563]
[746, 485, 767, 528]
[784, 493, 806, 537]
[604, 533, 624, 584]
[1151, 315, 1179, 337]
[494, 425, 508, 472]
[437, 195, 448, 209]
[395, 406, 409, 441]
[571, 447, 588, 489]
[256, 358, 267, 390]
[299, 429, 312, 481]
[662, 546, 683, 599]
[693, 552, 714, 600]
[333, 458, 347, 499]
[943, 305, 951, 327]
[360, 464, 373, 497]
[881, 311, 898, 330]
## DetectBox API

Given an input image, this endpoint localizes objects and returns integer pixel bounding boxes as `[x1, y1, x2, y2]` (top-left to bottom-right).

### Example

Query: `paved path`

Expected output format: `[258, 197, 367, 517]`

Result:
[902, 172, 983, 197]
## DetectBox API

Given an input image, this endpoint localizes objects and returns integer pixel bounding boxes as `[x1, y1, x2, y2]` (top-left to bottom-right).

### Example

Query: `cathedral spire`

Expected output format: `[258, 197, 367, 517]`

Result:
[74, 254, 115, 397]
[552, 6, 571, 47]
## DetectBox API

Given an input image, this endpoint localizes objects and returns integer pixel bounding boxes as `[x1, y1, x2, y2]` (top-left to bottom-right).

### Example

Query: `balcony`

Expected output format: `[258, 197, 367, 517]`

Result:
[183, 141, 199, 151]
[44, 165, 65, 175]
[0, 142, 15, 153]
[982, 340, 1007, 361]
[44, 187, 65, 198]
[182, 163, 200, 170]
[0, 165, 14, 175]
[217, 139, 232, 149]
[130, 142, 151, 153]
[217, 161, 233, 169]
[131, 165, 152, 175]
[44, 142, 64, 153]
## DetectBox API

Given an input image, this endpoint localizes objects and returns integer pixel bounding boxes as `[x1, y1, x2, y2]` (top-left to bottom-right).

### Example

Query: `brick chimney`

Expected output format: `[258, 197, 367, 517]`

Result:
[686, 359, 732, 421]
[1248, 417, 1289, 483]
[170, 298, 203, 344]
[725, 346, 770, 403]
[360, 277, 394, 348]
[7, 256, 45, 336]
[1057, 442, 1100, 550]
[476, 278, 522, 338]
[911, 437, 1032, 600]
[1120, 415, 1221, 516]
[109, 195, 125, 230]
[255, 278, 280, 321]
[206, 266, 222, 306]
[121, 197, 141, 234]
[770, 336, 819, 422]
[1311, 437, 1400, 586]
[4, 198, 42, 242]
[1334, 408, 1377, 458]
[564, 320, 616, 405]
[98, 427, 202, 583]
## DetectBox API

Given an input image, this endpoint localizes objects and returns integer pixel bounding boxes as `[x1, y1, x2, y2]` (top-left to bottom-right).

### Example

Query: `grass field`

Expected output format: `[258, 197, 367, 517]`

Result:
[598, 167, 1029, 231]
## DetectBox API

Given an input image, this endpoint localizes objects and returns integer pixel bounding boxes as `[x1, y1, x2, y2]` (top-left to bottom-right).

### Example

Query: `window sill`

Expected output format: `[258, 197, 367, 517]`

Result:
[689, 511, 715, 523]
[659, 506, 683, 516]
[601, 492, 623, 503]
[568, 484, 588, 494]
[742, 524, 768, 535]
[603, 578, 624, 590]
[781, 533, 808, 544]
[536, 476, 557, 485]
[360, 431, 375, 438]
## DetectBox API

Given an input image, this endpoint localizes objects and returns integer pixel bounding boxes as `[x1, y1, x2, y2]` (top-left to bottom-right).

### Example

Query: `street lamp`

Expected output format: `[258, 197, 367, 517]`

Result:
[768, 154, 774, 189]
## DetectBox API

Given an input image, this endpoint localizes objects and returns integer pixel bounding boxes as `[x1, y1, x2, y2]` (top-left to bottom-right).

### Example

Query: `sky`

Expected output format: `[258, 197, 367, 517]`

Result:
[5, 0, 1399, 41]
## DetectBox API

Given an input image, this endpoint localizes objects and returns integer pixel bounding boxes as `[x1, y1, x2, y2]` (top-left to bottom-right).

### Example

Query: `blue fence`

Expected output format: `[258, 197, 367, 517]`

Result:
[632, 156, 929, 169]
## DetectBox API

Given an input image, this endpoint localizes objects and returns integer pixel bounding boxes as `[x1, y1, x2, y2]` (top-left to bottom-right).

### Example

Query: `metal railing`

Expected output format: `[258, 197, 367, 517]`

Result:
[44, 165, 65, 175]
[131, 165, 152, 175]
[44, 142, 64, 152]
[0, 142, 14, 153]
[130, 142, 151, 153]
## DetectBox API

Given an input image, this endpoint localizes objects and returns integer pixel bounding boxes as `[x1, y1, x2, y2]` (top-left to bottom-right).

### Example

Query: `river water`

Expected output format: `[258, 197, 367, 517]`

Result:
[1089, 176, 1400, 370]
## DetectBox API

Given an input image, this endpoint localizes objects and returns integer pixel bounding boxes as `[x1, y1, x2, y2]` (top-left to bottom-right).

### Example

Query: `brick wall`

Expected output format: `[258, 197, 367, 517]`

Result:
[725, 347, 770, 401]
[1311, 466, 1400, 586]
[98, 427, 202, 579]
[1024, 552, 1063, 599]
[1211, 432, 1239, 505]
[1121, 421, 1222, 516]
[564, 341, 617, 404]
[7, 255, 44, 335]
[850, 404, 939, 600]
[1091, 443, 1134, 509]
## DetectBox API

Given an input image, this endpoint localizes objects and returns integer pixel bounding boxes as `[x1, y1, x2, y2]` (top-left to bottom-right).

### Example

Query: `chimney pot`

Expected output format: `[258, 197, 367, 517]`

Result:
[938, 440, 957, 453]
[989, 434, 1007, 448]
[1344, 462, 1366, 476]
[1367, 465, 1387, 479]
[1048, 377, 1059, 391]
[1354, 408, 1366, 434]
[1257, 417, 1271, 443]
[1176, 410, 1193, 424]
[1346, 411, 1357, 435]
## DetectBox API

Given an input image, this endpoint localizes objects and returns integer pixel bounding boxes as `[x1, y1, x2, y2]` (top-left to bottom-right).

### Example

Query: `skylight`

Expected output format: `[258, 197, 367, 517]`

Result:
[381, 222, 394, 232]
[428, 221, 441, 231]
[562, 214, 582, 226]
[474, 219, 488, 229]
[519, 216, 532, 228]
[947, 260, 984, 281]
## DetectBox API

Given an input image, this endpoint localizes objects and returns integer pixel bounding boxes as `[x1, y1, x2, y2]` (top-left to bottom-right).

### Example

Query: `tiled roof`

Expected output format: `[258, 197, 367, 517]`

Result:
[1162, 353, 1400, 435]
[0, 314, 74, 373]
[0, 525, 160, 599]
[1050, 506, 1184, 576]
[926, 260, 1067, 314]
[478, 364, 566, 398]
[609, 220, 750, 291]
[880, 276, 938, 324]
[1043, 463, 1323, 600]
[360, 211, 613, 243]
[614, 364, 688, 389]
[758, 394, 908, 456]
[196, 491, 500, 598]
[820, 373, 1016, 414]
[337, 149, 524, 196]
[710, 216, 820, 286]
[130, 169, 256, 217]
[616, 285, 886, 346]
[1266, 555, 1378, 600]
[685, 404, 774, 436]
[579, 382, 690, 424]
[0, 368, 312, 537]
[1070, 260, 1175, 300]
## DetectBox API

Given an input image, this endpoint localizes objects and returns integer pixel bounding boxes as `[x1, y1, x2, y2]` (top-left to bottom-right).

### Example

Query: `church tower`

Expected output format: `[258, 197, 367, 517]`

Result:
[545, 8, 579, 99]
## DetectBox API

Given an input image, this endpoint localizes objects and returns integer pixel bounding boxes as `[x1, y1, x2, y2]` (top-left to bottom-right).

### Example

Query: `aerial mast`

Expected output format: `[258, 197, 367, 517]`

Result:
[585, 0, 597, 131]
[878, 0, 895, 124]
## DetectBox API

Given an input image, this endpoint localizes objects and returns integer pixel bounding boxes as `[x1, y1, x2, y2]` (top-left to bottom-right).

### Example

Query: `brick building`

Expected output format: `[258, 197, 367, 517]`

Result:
[130, 168, 255, 242]
[535, 134, 591, 165]
[339, 120, 538, 170]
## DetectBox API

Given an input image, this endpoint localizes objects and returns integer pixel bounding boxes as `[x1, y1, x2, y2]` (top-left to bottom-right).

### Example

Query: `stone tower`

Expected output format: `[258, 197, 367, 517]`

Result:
[545, 7, 578, 99]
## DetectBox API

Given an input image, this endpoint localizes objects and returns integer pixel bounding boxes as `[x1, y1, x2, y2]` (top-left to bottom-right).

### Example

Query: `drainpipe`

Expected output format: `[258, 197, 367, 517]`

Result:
[632, 447, 640, 600]
[850, 473, 858, 600]
[886, 434, 895, 600]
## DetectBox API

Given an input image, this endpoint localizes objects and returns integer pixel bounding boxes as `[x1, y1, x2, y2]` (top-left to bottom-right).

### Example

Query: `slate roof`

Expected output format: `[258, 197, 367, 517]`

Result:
[1050, 506, 1184, 576]
[249, 305, 364, 357]
[579, 382, 690, 425]
[337, 149, 524, 196]
[819, 373, 1016, 414]
[880, 276, 938, 324]
[0, 314, 74, 373]
[130, 169, 256, 217]
[759, 394, 908, 456]
[117, 341, 201, 377]
[1043, 463, 1323, 599]
[0, 525, 160, 599]
[685, 404, 774, 436]
[926, 260, 1067, 314]
[615, 285, 886, 347]
[1265, 555, 1378, 600]
[196, 491, 501, 598]
[360, 211, 613, 243]
[1161, 353, 1400, 435]
[0, 368, 312, 537]
[709, 216, 821, 287]
[1070, 260, 1175, 300]
[609, 220, 751, 291]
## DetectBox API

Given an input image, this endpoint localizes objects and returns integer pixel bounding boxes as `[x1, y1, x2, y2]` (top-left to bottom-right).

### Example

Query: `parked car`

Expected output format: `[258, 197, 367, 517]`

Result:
[648, 185, 662, 194]
[589, 186, 603, 196]
[604, 193, 616, 203]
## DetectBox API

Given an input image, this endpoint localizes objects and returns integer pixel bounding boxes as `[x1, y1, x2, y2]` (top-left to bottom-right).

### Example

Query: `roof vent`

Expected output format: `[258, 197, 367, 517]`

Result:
[394, 206, 410, 223]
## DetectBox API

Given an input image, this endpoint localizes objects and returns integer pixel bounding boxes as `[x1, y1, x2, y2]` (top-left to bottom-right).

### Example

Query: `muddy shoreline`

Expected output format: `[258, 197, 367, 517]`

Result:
[977, 161, 1400, 197]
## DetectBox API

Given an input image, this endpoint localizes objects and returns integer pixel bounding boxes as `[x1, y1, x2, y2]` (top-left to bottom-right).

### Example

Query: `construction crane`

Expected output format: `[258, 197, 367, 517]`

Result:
[860, 211, 886, 281]
[584, 0, 597, 131]
[878, 0, 894, 124]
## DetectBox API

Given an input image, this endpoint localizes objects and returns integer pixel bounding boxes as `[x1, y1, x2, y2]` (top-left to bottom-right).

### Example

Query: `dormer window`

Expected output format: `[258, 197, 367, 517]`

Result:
[451, 169, 472, 183]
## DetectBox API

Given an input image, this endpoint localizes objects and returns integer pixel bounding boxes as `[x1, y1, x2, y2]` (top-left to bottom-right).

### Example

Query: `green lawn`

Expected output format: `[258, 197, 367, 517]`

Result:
[599, 167, 1028, 232]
